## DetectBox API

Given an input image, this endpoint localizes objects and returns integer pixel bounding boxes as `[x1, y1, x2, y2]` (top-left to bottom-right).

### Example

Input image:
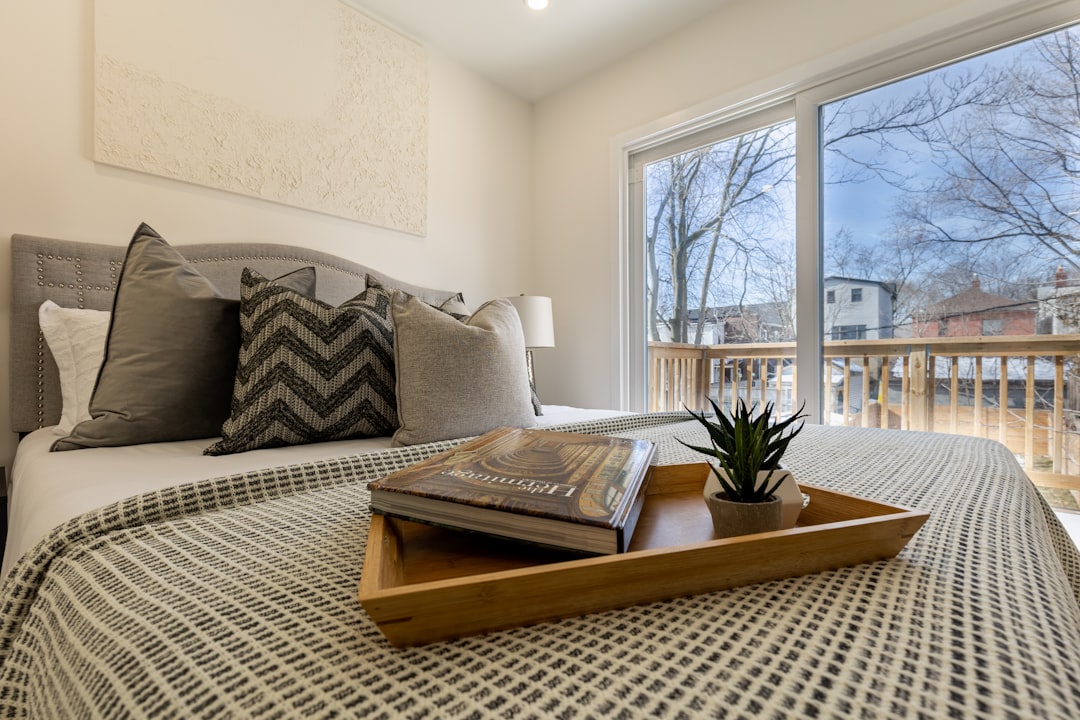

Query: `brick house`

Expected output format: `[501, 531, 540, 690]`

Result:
[913, 277, 1036, 337]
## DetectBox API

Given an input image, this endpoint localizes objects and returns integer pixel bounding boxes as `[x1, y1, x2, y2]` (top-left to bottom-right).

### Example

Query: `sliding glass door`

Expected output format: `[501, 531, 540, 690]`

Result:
[815, 22, 1080, 478]
[630, 104, 797, 415]
[629, 11, 1080, 485]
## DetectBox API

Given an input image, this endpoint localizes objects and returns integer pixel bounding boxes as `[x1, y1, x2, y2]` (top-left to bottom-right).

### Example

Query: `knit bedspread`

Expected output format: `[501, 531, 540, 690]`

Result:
[0, 413, 1077, 719]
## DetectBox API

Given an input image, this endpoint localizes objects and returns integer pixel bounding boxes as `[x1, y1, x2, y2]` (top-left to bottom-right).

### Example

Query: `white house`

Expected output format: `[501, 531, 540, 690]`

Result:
[823, 277, 897, 340]
[1037, 267, 1080, 335]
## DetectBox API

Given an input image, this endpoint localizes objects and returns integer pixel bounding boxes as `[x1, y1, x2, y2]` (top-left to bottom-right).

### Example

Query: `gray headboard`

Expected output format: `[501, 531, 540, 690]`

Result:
[10, 233, 458, 433]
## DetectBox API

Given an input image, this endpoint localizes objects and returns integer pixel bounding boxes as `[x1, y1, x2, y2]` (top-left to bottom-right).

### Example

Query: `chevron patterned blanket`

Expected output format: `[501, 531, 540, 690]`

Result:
[0, 413, 1077, 719]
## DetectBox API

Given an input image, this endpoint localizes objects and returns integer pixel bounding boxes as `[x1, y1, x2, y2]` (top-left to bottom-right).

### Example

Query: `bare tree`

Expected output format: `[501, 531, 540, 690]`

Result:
[650, 26, 1080, 347]
[646, 124, 795, 344]
[887, 30, 1080, 271]
[817, 28, 1080, 337]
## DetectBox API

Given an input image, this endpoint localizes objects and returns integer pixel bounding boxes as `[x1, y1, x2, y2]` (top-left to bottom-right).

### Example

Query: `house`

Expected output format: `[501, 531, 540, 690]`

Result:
[823, 276, 896, 340]
[704, 302, 792, 343]
[661, 302, 791, 344]
[1037, 266, 1080, 334]
[912, 277, 1037, 338]
[2, 0, 1074, 473]
[651, 275, 895, 346]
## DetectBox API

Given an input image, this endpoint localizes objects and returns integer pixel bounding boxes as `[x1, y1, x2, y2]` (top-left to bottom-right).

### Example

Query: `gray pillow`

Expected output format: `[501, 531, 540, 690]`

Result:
[52, 224, 316, 451]
[391, 293, 536, 446]
[204, 271, 398, 455]
[437, 293, 471, 321]
[431, 292, 541, 416]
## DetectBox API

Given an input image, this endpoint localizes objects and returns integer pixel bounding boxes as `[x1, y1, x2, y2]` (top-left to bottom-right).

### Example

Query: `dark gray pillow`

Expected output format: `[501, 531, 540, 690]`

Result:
[52, 224, 316, 451]
[391, 294, 536, 446]
[204, 271, 398, 455]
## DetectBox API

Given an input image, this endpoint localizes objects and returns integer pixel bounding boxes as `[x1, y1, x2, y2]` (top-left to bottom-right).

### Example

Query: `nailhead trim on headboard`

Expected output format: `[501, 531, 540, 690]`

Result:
[26, 250, 123, 429]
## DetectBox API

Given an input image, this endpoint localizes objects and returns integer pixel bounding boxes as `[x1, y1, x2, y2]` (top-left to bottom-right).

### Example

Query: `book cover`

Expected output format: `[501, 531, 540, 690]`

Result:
[367, 427, 657, 554]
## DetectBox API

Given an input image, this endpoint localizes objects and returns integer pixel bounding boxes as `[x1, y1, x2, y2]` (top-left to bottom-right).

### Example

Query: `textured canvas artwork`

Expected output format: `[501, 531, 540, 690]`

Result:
[93, 0, 428, 235]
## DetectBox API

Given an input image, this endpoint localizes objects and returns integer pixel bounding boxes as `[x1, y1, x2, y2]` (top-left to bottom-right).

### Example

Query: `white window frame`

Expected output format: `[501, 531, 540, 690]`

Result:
[616, 0, 1080, 422]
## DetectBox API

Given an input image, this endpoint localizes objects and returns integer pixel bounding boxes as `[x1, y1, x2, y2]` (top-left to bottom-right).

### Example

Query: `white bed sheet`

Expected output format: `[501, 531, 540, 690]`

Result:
[2, 405, 630, 578]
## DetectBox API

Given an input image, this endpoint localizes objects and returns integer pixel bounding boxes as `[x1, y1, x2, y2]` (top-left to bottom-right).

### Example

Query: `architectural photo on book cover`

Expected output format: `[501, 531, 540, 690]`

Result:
[367, 427, 656, 554]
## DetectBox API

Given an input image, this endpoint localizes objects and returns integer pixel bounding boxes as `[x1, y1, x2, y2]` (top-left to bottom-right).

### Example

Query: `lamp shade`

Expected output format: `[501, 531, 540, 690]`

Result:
[506, 295, 555, 348]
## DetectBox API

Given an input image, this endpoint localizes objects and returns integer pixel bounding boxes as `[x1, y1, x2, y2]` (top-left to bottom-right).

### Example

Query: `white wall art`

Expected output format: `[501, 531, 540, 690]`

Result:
[94, 0, 428, 235]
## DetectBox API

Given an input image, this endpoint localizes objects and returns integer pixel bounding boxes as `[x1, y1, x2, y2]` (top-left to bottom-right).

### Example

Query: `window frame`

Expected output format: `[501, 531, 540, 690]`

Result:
[832, 324, 867, 341]
[982, 318, 1004, 336]
[618, 0, 1080, 420]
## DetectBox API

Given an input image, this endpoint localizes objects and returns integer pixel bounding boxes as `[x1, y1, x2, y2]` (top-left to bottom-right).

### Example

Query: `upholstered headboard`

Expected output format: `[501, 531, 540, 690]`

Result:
[10, 234, 458, 433]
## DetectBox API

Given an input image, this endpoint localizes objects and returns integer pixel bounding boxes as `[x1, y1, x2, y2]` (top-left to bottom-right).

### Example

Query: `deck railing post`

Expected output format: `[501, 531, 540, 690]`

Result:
[909, 346, 928, 432]
[695, 347, 708, 411]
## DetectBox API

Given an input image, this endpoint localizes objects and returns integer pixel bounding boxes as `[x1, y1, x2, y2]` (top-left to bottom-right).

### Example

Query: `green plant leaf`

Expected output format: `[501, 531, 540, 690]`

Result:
[680, 398, 806, 503]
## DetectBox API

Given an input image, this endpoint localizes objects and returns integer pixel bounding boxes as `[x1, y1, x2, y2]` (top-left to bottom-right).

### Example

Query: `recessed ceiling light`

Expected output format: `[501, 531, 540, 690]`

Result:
[524, 0, 549, 10]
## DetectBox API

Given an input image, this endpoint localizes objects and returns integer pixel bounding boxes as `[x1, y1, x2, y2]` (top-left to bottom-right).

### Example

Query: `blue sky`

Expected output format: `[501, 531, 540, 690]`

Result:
[820, 37, 1031, 278]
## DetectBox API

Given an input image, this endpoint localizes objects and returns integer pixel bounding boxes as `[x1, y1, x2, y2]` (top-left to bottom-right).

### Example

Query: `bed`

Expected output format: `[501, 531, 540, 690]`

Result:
[1, 231, 1078, 718]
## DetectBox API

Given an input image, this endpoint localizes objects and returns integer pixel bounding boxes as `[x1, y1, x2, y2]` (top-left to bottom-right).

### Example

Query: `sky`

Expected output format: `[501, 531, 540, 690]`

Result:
[820, 37, 1033, 279]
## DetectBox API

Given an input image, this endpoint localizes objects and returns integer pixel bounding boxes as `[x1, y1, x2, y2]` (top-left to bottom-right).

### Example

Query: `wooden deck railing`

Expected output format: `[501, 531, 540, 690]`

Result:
[649, 336, 1080, 488]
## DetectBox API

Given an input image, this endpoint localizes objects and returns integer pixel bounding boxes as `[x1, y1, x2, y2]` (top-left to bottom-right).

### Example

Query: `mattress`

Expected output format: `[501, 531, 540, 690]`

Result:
[1, 405, 629, 578]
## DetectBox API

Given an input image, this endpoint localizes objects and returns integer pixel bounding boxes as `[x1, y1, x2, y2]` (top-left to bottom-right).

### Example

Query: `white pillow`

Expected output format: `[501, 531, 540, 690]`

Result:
[38, 300, 111, 434]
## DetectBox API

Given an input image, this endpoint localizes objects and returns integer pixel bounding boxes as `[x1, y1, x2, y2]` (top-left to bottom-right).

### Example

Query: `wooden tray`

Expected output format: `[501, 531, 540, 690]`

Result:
[358, 463, 929, 646]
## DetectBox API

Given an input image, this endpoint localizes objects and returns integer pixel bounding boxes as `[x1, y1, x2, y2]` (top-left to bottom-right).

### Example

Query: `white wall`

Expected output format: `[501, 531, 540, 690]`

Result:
[0, 0, 533, 469]
[530, 0, 1054, 410]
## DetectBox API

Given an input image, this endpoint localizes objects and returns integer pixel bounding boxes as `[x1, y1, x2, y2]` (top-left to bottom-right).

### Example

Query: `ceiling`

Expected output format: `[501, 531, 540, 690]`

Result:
[349, 0, 728, 102]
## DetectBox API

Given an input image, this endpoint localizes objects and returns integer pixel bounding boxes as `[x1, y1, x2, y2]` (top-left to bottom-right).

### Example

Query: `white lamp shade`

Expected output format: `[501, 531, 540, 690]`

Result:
[506, 295, 555, 348]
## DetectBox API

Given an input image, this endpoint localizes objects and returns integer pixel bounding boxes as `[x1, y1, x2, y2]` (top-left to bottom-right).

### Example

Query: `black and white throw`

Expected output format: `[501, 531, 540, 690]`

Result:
[1, 414, 1078, 718]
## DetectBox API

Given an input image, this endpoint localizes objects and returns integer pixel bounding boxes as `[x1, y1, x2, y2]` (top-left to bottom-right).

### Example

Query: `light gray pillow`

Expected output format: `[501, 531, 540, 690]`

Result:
[52, 223, 316, 451]
[391, 293, 536, 446]
[402, 289, 543, 414]
[437, 293, 472, 321]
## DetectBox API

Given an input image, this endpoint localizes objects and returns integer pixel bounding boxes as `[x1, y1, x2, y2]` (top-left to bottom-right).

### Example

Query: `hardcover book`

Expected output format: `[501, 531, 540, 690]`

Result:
[367, 427, 657, 555]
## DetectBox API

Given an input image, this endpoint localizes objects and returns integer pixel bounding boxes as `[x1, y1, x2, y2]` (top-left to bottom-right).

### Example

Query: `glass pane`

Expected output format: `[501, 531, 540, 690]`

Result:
[644, 119, 796, 415]
[820, 24, 1080, 474]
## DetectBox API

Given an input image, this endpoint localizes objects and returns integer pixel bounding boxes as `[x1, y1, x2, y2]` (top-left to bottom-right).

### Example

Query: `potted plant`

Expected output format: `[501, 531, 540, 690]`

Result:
[678, 398, 806, 538]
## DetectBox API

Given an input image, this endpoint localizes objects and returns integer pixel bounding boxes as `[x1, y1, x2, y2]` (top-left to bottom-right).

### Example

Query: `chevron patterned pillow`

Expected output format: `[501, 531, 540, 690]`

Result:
[204, 270, 399, 455]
